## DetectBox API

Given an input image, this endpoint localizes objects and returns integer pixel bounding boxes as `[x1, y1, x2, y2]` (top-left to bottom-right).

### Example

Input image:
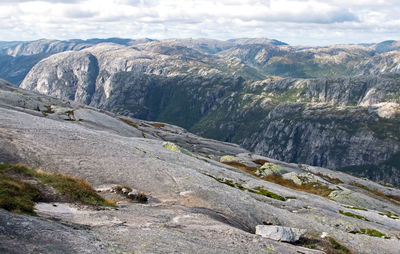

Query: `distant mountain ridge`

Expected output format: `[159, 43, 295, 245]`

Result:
[1, 37, 400, 85]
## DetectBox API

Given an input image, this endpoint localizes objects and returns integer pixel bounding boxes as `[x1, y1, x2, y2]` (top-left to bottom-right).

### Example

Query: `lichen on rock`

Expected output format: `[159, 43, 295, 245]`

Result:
[162, 141, 195, 157]
[256, 162, 287, 177]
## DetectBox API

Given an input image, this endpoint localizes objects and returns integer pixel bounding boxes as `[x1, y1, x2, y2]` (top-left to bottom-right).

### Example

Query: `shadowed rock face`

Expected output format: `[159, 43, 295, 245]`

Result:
[16, 39, 400, 186]
[1, 80, 400, 254]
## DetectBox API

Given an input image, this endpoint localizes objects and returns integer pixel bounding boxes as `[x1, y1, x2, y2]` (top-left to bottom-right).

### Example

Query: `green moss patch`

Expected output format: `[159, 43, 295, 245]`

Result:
[378, 211, 399, 220]
[205, 174, 287, 201]
[355, 228, 389, 239]
[252, 186, 286, 201]
[339, 210, 369, 221]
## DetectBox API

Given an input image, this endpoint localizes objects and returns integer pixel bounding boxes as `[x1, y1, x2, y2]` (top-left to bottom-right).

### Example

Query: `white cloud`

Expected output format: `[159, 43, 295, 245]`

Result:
[0, 0, 398, 45]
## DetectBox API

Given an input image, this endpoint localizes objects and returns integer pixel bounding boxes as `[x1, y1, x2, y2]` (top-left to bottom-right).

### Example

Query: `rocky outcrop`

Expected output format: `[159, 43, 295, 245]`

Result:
[255, 225, 307, 242]
[0, 38, 154, 85]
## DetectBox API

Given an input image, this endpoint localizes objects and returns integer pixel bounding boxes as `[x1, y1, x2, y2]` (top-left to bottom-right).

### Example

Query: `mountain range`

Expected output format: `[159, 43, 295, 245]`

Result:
[1, 37, 399, 186]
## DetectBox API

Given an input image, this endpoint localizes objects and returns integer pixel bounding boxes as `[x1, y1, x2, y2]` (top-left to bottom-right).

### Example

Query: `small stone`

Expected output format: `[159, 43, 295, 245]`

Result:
[321, 232, 328, 238]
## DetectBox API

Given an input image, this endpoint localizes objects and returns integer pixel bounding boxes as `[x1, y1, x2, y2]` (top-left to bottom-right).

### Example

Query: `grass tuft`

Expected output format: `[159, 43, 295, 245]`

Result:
[0, 169, 39, 215]
[36, 171, 114, 207]
[0, 163, 115, 215]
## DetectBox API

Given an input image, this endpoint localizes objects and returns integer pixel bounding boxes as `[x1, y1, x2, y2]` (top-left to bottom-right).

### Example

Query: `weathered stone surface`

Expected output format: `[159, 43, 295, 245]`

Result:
[0, 209, 109, 254]
[1, 80, 400, 254]
[255, 225, 307, 242]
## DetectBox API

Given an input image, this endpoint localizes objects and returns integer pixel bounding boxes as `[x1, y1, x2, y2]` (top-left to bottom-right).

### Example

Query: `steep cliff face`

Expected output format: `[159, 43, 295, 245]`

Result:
[18, 39, 400, 185]
[189, 75, 400, 185]
[0, 38, 154, 85]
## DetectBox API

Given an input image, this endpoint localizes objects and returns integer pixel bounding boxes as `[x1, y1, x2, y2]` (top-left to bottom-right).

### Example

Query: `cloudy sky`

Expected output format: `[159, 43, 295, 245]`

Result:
[0, 0, 399, 45]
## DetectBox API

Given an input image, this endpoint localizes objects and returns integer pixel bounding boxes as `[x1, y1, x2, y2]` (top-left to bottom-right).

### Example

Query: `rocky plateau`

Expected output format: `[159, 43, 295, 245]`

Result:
[1, 79, 400, 253]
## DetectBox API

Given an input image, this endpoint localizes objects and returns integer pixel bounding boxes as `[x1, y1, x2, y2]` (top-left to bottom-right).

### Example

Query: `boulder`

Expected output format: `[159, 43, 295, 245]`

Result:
[219, 155, 240, 163]
[282, 172, 329, 186]
[256, 162, 287, 177]
[255, 225, 307, 242]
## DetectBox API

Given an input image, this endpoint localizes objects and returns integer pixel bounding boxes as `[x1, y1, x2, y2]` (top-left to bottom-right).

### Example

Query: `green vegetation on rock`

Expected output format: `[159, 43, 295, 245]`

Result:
[0, 163, 115, 215]
[327, 237, 353, 254]
[205, 174, 287, 201]
[262, 174, 333, 198]
[297, 234, 353, 254]
[378, 211, 399, 220]
[252, 186, 286, 201]
[339, 210, 369, 221]
[344, 206, 368, 211]
[355, 228, 389, 239]
[162, 141, 195, 157]
[0, 164, 39, 215]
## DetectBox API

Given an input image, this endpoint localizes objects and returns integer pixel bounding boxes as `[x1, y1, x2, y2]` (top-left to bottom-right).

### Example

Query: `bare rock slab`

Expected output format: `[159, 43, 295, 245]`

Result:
[255, 225, 307, 242]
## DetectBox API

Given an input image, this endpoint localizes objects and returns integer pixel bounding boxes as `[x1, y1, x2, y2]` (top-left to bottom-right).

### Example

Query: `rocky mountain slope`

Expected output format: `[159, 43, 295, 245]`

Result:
[1, 79, 400, 253]
[0, 38, 154, 85]
[14, 38, 400, 186]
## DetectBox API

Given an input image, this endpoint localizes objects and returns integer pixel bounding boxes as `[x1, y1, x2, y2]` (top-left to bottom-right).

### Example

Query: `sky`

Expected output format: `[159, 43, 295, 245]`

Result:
[0, 0, 399, 46]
